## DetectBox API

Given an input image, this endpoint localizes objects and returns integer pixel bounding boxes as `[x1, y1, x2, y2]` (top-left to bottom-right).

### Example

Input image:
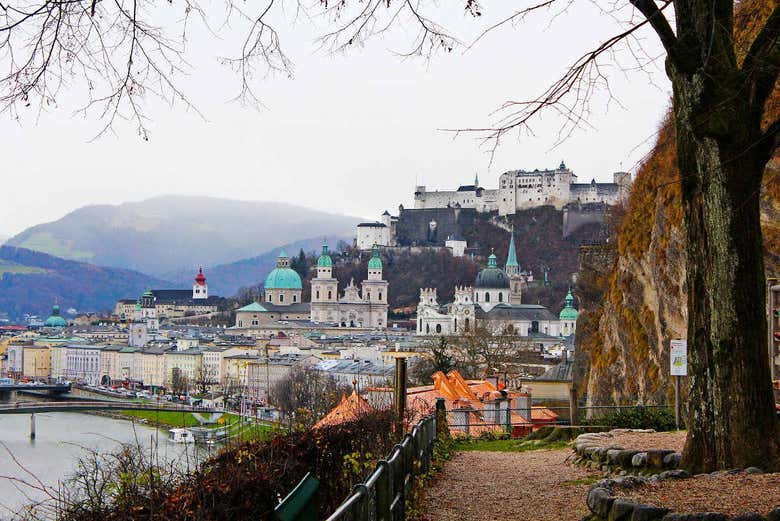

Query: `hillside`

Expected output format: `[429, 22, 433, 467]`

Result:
[577, 0, 780, 405]
[6, 196, 361, 277]
[0, 246, 171, 320]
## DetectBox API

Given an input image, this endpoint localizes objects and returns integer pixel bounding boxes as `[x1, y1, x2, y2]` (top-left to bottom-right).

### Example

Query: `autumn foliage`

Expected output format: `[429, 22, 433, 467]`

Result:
[61, 411, 395, 521]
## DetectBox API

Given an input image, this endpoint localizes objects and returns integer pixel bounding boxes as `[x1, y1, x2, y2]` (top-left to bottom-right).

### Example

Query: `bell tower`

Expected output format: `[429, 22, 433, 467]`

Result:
[506, 230, 523, 305]
[193, 266, 208, 299]
[311, 242, 339, 323]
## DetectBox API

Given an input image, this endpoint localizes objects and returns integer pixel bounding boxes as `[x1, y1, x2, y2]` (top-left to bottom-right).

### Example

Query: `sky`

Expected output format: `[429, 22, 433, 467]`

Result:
[0, 1, 672, 238]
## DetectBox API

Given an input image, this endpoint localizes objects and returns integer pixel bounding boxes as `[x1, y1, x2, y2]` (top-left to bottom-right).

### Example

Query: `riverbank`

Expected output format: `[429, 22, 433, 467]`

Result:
[90, 409, 277, 441]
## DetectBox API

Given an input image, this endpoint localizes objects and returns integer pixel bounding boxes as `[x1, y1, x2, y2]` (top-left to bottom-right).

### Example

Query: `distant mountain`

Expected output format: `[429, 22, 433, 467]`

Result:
[6, 196, 361, 277]
[167, 236, 352, 297]
[0, 246, 171, 320]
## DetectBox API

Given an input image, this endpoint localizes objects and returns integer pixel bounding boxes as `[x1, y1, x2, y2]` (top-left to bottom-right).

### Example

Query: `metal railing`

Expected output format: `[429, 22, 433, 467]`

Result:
[324, 414, 437, 521]
[443, 403, 675, 437]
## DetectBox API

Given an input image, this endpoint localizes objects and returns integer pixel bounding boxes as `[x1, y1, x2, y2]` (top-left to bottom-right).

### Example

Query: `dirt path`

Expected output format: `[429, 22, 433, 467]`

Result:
[419, 449, 602, 521]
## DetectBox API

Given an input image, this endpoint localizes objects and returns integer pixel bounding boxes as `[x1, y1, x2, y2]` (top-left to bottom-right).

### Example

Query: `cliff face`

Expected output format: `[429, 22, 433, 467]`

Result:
[579, 0, 780, 405]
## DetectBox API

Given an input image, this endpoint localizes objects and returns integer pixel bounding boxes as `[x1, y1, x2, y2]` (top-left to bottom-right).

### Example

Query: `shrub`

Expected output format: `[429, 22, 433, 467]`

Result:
[583, 406, 679, 431]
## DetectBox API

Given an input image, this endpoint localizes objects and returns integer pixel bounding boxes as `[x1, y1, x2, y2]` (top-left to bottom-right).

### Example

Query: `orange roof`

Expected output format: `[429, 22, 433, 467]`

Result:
[314, 390, 373, 429]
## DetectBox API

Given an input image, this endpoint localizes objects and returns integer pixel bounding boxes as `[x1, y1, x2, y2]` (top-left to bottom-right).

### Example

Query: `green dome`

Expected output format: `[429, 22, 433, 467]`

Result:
[475, 252, 508, 288]
[264, 268, 302, 289]
[264, 249, 302, 290]
[317, 243, 333, 268]
[367, 245, 383, 269]
[559, 290, 579, 320]
[143, 288, 154, 297]
[44, 304, 67, 327]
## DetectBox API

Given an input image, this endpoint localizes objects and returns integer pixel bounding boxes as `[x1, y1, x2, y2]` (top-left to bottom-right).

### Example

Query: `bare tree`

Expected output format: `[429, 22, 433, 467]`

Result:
[269, 365, 349, 429]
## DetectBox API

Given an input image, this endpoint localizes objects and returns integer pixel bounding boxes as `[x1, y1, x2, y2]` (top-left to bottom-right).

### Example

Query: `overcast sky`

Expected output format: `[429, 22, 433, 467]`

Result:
[1, 1, 671, 238]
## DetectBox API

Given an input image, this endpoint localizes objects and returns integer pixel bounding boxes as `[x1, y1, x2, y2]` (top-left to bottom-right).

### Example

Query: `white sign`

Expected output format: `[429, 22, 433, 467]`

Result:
[670, 339, 687, 376]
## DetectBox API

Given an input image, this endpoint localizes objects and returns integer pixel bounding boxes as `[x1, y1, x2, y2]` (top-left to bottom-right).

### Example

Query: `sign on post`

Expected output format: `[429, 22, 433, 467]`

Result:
[670, 339, 687, 376]
[670, 339, 687, 430]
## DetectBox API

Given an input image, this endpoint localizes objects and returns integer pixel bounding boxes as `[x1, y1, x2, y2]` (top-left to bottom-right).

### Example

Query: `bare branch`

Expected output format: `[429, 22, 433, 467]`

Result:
[628, 0, 677, 55]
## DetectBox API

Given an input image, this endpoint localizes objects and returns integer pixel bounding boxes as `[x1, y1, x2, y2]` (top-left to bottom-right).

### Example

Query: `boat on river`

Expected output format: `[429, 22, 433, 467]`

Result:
[168, 428, 195, 443]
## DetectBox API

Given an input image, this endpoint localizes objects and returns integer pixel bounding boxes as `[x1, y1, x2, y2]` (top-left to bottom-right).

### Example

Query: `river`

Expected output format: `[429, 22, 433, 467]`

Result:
[0, 412, 214, 519]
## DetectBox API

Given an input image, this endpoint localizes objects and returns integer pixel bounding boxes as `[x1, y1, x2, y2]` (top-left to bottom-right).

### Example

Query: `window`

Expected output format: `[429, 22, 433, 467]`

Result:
[379, 292, 383, 301]
[267, 294, 272, 302]
[485, 292, 490, 303]
[293, 295, 297, 303]
[498, 293, 503, 302]
[435, 324, 442, 334]
[328, 290, 332, 300]
[238, 320, 243, 327]
[279, 294, 284, 303]
[426, 324, 430, 334]
[316, 290, 320, 299]
[465, 318, 470, 332]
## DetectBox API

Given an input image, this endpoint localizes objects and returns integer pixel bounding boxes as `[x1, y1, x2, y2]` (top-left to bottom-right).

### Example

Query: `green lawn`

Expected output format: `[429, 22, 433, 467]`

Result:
[121, 410, 276, 441]
[452, 437, 571, 453]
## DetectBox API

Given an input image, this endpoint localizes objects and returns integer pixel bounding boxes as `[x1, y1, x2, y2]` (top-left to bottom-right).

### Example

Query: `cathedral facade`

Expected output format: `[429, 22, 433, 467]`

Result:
[416, 233, 578, 338]
[234, 245, 389, 330]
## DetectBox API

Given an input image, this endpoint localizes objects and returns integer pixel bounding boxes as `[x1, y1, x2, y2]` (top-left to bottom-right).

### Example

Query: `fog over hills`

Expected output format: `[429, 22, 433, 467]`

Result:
[6, 196, 361, 277]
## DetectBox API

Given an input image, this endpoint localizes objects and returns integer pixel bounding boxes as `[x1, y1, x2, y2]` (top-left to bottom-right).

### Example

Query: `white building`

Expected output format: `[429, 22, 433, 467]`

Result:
[445, 234, 468, 257]
[65, 344, 105, 386]
[416, 234, 578, 338]
[414, 164, 631, 216]
[356, 211, 396, 250]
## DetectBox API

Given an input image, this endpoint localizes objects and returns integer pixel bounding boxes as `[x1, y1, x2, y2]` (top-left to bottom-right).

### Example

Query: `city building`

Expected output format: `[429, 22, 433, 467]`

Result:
[114, 267, 223, 320]
[416, 234, 577, 338]
[234, 245, 389, 330]
[22, 345, 50, 379]
[356, 211, 396, 250]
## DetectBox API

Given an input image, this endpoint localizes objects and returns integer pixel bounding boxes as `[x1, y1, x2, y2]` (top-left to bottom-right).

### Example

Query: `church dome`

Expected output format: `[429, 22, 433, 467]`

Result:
[264, 250, 303, 290]
[317, 243, 333, 268]
[44, 304, 67, 327]
[367, 245, 383, 270]
[559, 290, 579, 320]
[475, 253, 509, 289]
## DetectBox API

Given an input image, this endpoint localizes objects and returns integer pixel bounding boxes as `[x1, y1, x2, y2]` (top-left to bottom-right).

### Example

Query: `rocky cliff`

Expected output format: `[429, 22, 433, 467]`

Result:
[578, 0, 780, 405]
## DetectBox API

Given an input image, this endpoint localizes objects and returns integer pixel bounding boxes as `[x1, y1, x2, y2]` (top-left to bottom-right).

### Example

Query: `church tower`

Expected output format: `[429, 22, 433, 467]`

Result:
[505, 230, 523, 305]
[311, 242, 339, 323]
[193, 266, 208, 299]
[360, 245, 389, 327]
[140, 288, 159, 331]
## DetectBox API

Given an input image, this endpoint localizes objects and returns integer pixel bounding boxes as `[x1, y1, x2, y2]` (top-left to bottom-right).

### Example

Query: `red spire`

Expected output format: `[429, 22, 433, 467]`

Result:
[195, 265, 206, 286]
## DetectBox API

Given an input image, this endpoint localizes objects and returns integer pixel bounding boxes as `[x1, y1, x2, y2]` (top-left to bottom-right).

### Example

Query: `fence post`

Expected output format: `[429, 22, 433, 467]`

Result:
[569, 383, 579, 426]
[504, 400, 512, 435]
[394, 357, 407, 438]
[435, 398, 449, 441]
[375, 461, 392, 521]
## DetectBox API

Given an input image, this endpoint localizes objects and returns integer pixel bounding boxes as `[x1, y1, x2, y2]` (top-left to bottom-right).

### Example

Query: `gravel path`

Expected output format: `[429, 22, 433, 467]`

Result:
[616, 472, 780, 515]
[419, 449, 602, 521]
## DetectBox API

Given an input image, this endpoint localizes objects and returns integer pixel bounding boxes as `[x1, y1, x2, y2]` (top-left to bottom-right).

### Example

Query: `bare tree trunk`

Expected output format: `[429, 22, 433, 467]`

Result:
[673, 66, 780, 472]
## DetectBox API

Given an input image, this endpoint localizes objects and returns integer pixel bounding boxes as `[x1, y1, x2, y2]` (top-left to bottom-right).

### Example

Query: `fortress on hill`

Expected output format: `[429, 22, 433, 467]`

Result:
[413, 162, 631, 215]
[355, 162, 632, 250]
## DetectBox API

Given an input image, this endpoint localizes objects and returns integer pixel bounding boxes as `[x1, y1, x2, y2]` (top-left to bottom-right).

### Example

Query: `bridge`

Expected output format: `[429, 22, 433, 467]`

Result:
[0, 400, 223, 439]
[0, 383, 72, 394]
[0, 400, 217, 415]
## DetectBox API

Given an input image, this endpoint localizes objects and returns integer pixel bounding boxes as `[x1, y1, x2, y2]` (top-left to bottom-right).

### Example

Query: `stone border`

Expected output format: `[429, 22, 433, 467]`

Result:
[573, 429, 681, 475]
[585, 471, 780, 521]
